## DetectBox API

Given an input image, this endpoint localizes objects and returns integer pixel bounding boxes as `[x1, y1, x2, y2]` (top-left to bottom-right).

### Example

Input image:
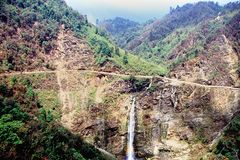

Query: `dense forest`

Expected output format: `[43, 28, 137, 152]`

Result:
[0, 76, 105, 159]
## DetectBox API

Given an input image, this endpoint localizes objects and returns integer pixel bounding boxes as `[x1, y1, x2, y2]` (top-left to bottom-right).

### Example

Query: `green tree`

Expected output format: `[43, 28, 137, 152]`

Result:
[115, 47, 120, 56]
[123, 55, 128, 64]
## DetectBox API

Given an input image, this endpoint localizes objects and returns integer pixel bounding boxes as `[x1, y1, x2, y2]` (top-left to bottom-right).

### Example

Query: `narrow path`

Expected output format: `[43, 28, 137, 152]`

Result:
[0, 69, 239, 90]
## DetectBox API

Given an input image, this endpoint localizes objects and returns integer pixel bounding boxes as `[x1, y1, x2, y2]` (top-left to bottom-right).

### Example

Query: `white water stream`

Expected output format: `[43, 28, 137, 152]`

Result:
[127, 96, 136, 160]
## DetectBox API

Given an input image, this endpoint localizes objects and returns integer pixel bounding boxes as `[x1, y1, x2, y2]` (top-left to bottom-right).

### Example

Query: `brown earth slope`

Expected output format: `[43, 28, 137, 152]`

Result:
[2, 70, 239, 159]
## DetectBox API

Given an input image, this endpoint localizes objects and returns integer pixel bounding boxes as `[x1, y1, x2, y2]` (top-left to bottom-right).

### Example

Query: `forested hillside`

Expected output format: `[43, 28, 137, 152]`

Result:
[101, 1, 240, 87]
[0, 0, 88, 71]
[214, 112, 240, 159]
[100, 2, 222, 52]
[97, 17, 140, 48]
[0, 76, 106, 159]
[0, 0, 167, 75]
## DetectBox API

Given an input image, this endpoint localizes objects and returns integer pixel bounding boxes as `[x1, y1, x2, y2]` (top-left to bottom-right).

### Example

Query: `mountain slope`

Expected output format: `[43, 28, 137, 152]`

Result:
[128, 2, 221, 52]
[97, 17, 139, 34]
[97, 17, 140, 48]
[0, 74, 107, 159]
[0, 0, 167, 76]
[0, 0, 240, 159]
[100, 1, 240, 87]
[168, 9, 240, 87]
[0, 0, 166, 159]
[101, 2, 222, 53]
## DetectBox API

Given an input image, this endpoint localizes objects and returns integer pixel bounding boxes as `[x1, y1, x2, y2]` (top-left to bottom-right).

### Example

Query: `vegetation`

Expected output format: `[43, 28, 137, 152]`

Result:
[101, 2, 222, 53]
[100, 1, 240, 74]
[0, 0, 169, 77]
[214, 113, 240, 160]
[147, 83, 158, 93]
[125, 76, 150, 92]
[97, 17, 140, 48]
[111, 48, 168, 75]
[0, 78, 105, 160]
[87, 27, 114, 65]
[0, 0, 88, 72]
[0, 0, 117, 70]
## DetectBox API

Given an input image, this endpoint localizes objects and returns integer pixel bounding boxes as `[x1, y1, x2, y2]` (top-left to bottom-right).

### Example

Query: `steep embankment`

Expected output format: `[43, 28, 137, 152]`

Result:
[169, 10, 240, 87]
[2, 70, 239, 159]
[0, 73, 107, 160]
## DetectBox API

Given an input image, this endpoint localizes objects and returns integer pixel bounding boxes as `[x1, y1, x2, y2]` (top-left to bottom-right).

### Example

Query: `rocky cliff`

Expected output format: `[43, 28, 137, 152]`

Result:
[6, 69, 238, 159]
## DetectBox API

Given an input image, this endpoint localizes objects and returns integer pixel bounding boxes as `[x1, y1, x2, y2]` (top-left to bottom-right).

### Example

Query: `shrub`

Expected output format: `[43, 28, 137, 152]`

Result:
[122, 55, 128, 64]
[0, 78, 105, 159]
[96, 55, 107, 66]
[214, 114, 240, 159]
[125, 76, 150, 92]
[147, 83, 158, 93]
[21, 10, 37, 26]
[115, 47, 120, 56]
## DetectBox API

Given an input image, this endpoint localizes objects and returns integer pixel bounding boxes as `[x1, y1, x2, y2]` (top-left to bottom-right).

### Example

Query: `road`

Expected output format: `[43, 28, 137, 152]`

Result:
[0, 69, 239, 91]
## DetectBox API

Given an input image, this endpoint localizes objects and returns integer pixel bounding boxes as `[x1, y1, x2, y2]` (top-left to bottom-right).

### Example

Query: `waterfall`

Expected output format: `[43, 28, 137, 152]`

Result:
[127, 96, 136, 160]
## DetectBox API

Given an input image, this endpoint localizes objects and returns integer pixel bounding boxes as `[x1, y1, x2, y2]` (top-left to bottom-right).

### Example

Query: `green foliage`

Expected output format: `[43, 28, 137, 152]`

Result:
[153, 27, 193, 59]
[96, 55, 108, 66]
[0, 115, 23, 145]
[122, 55, 128, 64]
[115, 47, 120, 56]
[0, 0, 89, 71]
[0, 79, 105, 160]
[214, 114, 240, 159]
[21, 9, 37, 26]
[0, 83, 7, 95]
[111, 49, 168, 75]
[38, 108, 53, 123]
[125, 76, 150, 92]
[101, 2, 221, 56]
[195, 128, 208, 144]
[89, 36, 112, 57]
[0, 0, 169, 75]
[26, 86, 35, 99]
[147, 83, 158, 93]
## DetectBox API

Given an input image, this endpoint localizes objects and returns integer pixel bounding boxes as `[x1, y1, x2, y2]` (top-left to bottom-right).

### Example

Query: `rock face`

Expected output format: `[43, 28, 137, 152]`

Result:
[54, 71, 240, 159]
[135, 81, 240, 159]
[5, 69, 239, 159]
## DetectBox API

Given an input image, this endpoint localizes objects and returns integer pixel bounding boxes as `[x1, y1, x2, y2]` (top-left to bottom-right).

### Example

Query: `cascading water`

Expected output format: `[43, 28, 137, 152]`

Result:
[127, 96, 136, 160]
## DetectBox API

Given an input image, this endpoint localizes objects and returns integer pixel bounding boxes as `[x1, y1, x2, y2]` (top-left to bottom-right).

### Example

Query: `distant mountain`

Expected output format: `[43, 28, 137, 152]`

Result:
[97, 17, 141, 48]
[99, 1, 240, 87]
[100, 2, 223, 52]
[98, 17, 139, 34]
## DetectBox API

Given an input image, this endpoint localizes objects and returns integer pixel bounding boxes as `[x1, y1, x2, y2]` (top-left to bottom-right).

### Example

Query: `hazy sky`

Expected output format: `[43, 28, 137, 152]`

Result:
[65, 0, 238, 24]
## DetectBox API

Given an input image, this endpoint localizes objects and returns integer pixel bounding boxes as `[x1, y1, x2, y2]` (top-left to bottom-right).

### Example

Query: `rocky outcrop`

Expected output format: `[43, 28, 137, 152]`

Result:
[135, 80, 240, 159]
[52, 71, 240, 159]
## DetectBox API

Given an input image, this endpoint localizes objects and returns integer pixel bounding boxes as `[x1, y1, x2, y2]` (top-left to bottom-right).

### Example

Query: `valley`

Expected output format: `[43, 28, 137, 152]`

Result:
[0, 0, 240, 160]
